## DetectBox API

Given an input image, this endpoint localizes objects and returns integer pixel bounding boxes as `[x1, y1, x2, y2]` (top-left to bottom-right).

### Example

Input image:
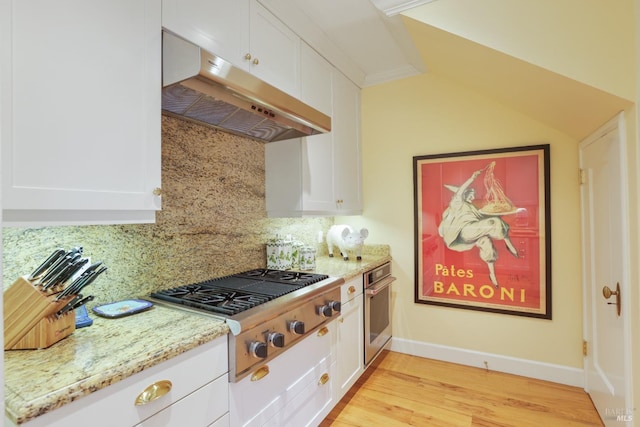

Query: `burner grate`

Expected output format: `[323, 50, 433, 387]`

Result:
[234, 269, 328, 285]
[150, 269, 331, 316]
[150, 284, 273, 316]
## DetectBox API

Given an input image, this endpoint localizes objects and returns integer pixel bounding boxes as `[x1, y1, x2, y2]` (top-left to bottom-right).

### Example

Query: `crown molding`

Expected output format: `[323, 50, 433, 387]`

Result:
[370, 0, 438, 16]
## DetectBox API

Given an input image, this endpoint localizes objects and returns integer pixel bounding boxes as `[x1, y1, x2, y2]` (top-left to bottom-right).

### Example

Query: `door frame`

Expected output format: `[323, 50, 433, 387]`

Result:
[579, 112, 633, 423]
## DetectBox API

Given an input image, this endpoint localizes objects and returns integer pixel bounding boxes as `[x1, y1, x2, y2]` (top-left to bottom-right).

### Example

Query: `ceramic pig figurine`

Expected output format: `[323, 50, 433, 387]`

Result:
[326, 225, 369, 261]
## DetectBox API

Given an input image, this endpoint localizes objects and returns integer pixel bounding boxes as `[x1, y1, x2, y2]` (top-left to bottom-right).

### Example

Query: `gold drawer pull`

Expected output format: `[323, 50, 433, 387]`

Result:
[317, 326, 329, 337]
[134, 380, 172, 406]
[318, 373, 330, 386]
[347, 285, 356, 294]
[251, 365, 270, 381]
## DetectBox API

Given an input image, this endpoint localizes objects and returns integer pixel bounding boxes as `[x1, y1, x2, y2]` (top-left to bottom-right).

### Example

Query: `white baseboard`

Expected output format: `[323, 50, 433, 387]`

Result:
[390, 337, 585, 388]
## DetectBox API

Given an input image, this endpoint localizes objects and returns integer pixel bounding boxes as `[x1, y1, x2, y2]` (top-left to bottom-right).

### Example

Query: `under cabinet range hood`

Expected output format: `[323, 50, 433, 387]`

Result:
[161, 32, 331, 143]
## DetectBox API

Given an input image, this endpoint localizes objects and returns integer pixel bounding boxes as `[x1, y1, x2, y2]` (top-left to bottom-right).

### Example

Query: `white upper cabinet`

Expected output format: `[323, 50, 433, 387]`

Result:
[161, 0, 249, 69]
[300, 42, 333, 116]
[162, 0, 300, 97]
[331, 71, 362, 214]
[2, 0, 162, 226]
[266, 65, 362, 217]
[248, 1, 300, 97]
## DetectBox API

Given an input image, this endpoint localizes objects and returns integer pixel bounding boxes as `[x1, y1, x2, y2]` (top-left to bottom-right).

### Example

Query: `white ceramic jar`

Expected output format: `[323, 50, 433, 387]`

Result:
[266, 237, 293, 270]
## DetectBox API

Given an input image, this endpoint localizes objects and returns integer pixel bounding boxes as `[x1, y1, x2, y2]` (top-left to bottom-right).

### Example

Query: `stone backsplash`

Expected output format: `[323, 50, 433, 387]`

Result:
[2, 116, 333, 305]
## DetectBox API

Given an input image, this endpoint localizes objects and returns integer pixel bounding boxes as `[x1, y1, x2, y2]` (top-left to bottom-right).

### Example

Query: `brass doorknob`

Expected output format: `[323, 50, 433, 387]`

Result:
[602, 285, 617, 299]
[602, 283, 621, 316]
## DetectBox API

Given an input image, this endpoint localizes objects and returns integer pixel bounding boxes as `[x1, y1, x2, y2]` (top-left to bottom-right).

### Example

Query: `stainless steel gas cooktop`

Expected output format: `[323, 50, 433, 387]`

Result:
[149, 268, 344, 381]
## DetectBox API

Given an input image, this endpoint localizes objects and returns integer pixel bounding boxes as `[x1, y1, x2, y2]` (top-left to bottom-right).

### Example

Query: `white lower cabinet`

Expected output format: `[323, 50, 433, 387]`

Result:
[136, 375, 229, 426]
[335, 276, 364, 400]
[229, 325, 334, 427]
[13, 336, 228, 427]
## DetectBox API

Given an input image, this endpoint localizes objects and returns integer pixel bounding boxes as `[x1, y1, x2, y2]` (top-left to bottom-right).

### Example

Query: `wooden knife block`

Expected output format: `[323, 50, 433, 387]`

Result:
[4, 276, 76, 350]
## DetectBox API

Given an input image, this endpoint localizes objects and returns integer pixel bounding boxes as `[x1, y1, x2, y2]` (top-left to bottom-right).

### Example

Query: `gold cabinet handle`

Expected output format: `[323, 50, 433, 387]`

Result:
[339, 317, 344, 323]
[317, 326, 329, 337]
[318, 373, 329, 386]
[152, 187, 163, 196]
[347, 285, 356, 295]
[244, 53, 252, 60]
[252, 58, 259, 65]
[251, 365, 270, 381]
[134, 380, 172, 406]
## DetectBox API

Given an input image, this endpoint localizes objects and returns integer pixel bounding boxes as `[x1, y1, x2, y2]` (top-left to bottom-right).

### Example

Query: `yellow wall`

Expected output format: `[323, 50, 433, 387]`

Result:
[344, 71, 585, 368]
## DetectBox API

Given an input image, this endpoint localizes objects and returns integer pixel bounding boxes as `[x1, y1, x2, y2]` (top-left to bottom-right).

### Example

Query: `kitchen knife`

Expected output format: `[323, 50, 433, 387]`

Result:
[56, 294, 88, 317]
[79, 261, 103, 277]
[68, 295, 94, 311]
[72, 266, 107, 295]
[41, 253, 83, 290]
[39, 256, 73, 289]
[48, 257, 89, 293]
[41, 246, 83, 280]
[58, 295, 94, 318]
[28, 248, 65, 281]
[56, 265, 107, 299]
[56, 256, 88, 286]
[62, 260, 102, 289]
[36, 246, 82, 286]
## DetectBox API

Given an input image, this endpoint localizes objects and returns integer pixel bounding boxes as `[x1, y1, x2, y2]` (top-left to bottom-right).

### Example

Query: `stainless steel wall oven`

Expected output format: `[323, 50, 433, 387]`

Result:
[364, 262, 395, 366]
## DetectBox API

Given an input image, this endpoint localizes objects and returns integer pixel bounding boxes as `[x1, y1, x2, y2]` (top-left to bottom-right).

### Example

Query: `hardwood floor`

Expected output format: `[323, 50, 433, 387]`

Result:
[320, 350, 603, 427]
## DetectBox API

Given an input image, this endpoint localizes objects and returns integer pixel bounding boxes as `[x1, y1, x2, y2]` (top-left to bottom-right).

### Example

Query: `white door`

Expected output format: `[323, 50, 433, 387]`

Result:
[580, 112, 633, 425]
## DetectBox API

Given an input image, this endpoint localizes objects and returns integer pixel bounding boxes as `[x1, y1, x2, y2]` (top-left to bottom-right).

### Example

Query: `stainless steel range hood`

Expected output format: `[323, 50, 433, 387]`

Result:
[162, 32, 331, 143]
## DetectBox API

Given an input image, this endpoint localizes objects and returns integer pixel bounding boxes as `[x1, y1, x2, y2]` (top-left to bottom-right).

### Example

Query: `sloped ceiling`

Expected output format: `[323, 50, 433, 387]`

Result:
[401, 17, 633, 141]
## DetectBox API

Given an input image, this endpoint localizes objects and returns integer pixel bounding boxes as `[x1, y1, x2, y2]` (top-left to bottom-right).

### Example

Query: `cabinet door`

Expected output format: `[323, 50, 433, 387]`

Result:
[301, 132, 336, 214]
[332, 71, 362, 214]
[300, 43, 332, 116]
[229, 326, 332, 427]
[249, 1, 300, 97]
[136, 375, 228, 427]
[20, 336, 228, 427]
[298, 44, 335, 213]
[3, 0, 161, 225]
[265, 139, 303, 216]
[336, 283, 364, 400]
[161, 0, 249, 68]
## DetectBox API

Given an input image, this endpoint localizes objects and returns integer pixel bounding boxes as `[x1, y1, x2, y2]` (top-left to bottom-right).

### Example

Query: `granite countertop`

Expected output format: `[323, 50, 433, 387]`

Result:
[5, 247, 392, 425]
[5, 305, 229, 425]
[312, 252, 391, 281]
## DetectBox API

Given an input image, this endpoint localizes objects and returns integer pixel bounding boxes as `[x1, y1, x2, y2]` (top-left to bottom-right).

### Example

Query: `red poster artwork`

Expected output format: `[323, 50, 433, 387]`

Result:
[413, 145, 551, 318]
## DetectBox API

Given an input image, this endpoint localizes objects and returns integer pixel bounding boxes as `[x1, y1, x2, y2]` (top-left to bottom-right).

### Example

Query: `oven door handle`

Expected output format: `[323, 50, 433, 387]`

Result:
[365, 276, 396, 296]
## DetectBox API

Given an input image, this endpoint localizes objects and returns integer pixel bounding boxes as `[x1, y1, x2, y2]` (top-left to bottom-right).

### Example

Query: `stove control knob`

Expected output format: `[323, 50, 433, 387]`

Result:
[267, 332, 285, 348]
[329, 301, 341, 313]
[289, 320, 305, 335]
[249, 341, 268, 359]
[318, 304, 333, 318]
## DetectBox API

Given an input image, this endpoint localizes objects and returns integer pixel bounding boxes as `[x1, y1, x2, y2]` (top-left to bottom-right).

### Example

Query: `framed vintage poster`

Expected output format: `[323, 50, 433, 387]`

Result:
[413, 145, 551, 318]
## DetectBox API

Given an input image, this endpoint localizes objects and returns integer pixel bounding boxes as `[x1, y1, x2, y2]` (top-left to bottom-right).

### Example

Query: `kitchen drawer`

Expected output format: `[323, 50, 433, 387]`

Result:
[263, 355, 333, 427]
[229, 326, 332, 427]
[20, 336, 228, 427]
[341, 276, 363, 303]
[136, 373, 229, 426]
